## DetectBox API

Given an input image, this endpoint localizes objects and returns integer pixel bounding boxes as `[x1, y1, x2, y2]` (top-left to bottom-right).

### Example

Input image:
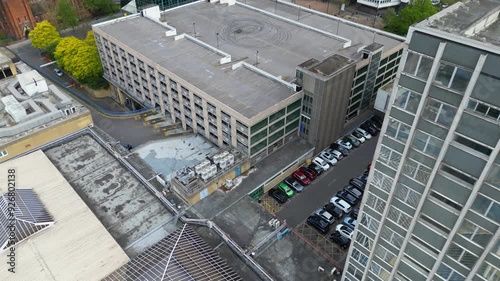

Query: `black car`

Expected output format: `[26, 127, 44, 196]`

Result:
[308, 163, 324, 175]
[307, 215, 330, 234]
[324, 203, 343, 219]
[268, 188, 288, 204]
[329, 143, 349, 157]
[356, 175, 368, 183]
[343, 184, 363, 199]
[336, 190, 358, 205]
[329, 231, 351, 249]
[361, 122, 378, 136]
[352, 208, 360, 220]
[350, 178, 366, 191]
[371, 115, 383, 129]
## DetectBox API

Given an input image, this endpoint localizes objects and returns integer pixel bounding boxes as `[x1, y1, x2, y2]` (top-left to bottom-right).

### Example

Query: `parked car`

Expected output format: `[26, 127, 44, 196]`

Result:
[355, 128, 372, 140]
[329, 231, 351, 249]
[351, 131, 366, 143]
[350, 178, 366, 191]
[361, 122, 378, 136]
[330, 197, 352, 214]
[352, 208, 360, 219]
[312, 157, 330, 171]
[343, 217, 357, 230]
[344, 135, 361, 148]
[324, 203, 343, 219]
[336, 139, 353, 150]
[292, 171, 310, 186]
[336, 190, 358, 206]
[307, 215, 330, 234]
[336, 146, 349, 157]
[268, 188, 288, 204]
[371, 115, 383, 129]
[308, 163, 324, 176]
[343, 184, 363, 199]
[284, 177, 304, 193]
[329, 149, 343, 161]
[319, 151, 338, 166]
[336, 224, 354, 239]
[299, 166, 317, 181]
[278, 183, 294, 198]
[54, 68, 63, 77]
[356, 175, 368, 183]
[314, 208, 335, 224]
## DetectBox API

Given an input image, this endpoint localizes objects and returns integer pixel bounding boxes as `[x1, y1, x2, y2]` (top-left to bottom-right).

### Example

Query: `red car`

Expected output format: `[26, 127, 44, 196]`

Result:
[299, 166, 317, 181]
[292, 170, 311, 185]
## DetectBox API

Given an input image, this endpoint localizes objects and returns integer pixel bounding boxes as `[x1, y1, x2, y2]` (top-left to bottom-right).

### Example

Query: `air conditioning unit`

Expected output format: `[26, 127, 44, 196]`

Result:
[219, 159, 227, 169]
[201, 168, 210, 181]
[227, 154, 235, 165]
[213, 154, 222, 164]
[71, 107, 76, 113]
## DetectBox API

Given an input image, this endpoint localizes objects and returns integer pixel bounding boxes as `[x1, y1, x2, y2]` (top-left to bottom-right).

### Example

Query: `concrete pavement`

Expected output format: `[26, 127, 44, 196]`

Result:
[277, 135, 379, 227]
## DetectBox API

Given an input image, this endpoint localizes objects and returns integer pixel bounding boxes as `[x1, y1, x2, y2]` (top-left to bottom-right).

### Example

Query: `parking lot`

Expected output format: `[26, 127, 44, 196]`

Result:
[259, 132, 379, 268]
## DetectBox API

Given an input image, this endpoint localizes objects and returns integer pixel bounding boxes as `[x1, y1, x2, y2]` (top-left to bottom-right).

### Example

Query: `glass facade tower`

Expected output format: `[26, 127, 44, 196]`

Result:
[343, 1, 500, 280]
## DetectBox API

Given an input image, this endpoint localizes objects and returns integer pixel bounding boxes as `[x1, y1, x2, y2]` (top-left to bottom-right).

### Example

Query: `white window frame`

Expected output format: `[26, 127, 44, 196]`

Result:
[355, 232, 373, 251]
[387, 206, 412, 228]
[393, 87, 421, 114]
[403, 158, 432, 184]
[379, 145, 402, 170]
[381, 225, 405, 248]
[412, 129, 444, 158]
[386, 118, 411, 143]
[394, 183, 420, 208]
[372, 169, 394, 193]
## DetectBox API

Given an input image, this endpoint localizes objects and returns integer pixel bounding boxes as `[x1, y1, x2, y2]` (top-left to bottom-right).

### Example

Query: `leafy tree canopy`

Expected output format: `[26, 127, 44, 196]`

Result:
[384, 0, 438, 36]
[54, 36, 84, 70]
[83, 0, 118, 16]
[57, 0, 79, 29]
[67, 43, 103, 81]
[29, 20, 61, 50]
[85, 30, 96, 46]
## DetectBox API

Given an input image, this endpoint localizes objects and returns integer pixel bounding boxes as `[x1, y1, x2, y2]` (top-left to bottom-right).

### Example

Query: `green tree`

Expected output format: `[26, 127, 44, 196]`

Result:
[57, 0, 79, 29]
[68, 43, 103, 81]
[29, 20, 61, 50]
[83, 0, 118, 16]
[384, 0, 437, 36]
[54, 36, 84, 69]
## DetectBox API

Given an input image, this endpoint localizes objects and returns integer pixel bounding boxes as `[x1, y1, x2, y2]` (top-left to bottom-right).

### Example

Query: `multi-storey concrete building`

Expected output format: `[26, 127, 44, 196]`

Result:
[344, 1, 500, 280]
[93, 0, 404, 162]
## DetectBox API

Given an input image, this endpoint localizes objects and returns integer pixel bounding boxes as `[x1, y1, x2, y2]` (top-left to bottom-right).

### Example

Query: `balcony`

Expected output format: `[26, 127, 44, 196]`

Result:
[237, 135, 248, 145]
[221, 115, 230, 123]
[185, 109, 192, 116]
[197, 117, 204, 125]
[222, 125, 230, 133]
[236, 125, 248, 135]
[194, 98, 202, 105]
[223, 135, 231, 143]
[207, 106, 216, 114]
[209, 126, 218, 135]
[208, 116, 217, 124]
[195, 108, 203, 116]
[210, 135, 219, 144]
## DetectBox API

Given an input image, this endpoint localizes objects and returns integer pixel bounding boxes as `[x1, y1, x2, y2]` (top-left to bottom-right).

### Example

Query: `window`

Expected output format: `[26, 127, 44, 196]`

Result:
[0, 150, 8, 158]
[434, 62, 473, 92]
[386, 118, 411, 143]
[251, 118, 268, 134]
[420, 214, 450, 235]
[403, 52, 434, 80]
[422, 98, 457, 127]
[356, 232, 373, 250]
[403, 158, 432, 184]
[447, 242, 479, 269]
[352, 248, 369, 266]
[360, 213, 380, 234]
[378, 145, 402, 170]
[485, 164, 500, 186]
[476, 261, 500, 281]
[440, 164, 476, 186]
[372, 170, 394, 193]
[287, 99, 301, 112]
[471, 194, 500, 224]
[453, 134, 492, 156]
[437, 263, 466, 281]
[467, 99, 500, 122]
[394, 183, 420, 207]
[387, 206, 412, 228]
[412, 130, 443, 158]
[393, 87, 421, 114]
[269, 108, 285, 123]
[380, 225, 404, 248]
[375, 245, 397, 267]
[458, 219, 493, 247]
[429, 191, 462, 211]
[366, 193, 386, 214]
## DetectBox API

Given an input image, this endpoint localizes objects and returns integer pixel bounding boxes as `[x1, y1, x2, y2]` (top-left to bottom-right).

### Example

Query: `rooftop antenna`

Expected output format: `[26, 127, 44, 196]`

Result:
[193, 22, 196, 38]
[216, 32, 219, 49]
[256, 50, 259, 66]
[32, 78, 37, 86]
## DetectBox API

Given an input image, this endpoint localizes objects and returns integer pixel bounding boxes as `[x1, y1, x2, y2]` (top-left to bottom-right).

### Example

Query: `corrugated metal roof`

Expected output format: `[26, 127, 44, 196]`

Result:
[1, 95, 26, 123]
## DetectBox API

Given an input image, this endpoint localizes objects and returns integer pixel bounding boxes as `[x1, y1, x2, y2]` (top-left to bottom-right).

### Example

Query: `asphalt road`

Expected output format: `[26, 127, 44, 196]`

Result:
[8, 41, 167, 147]
[277, 135, 379, 227]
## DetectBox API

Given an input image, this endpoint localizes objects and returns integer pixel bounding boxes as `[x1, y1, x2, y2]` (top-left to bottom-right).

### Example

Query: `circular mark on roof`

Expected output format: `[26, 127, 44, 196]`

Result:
[217, 17, 291, 48]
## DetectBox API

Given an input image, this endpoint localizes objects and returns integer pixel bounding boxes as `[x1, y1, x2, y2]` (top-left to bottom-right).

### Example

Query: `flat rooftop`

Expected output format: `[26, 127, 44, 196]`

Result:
[303, 54, 354, 77]
[0, 62, 89, 145]
[0, 151, 129, 280]
[96, 15, 298, 119]
[135, 134, 220, 181]
[44, 135, 177, 257]
[420, 0, 500, 46]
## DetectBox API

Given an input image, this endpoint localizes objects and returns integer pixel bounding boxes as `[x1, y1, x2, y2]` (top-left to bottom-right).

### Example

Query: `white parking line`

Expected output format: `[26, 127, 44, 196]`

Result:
[40, 61, 56, 68]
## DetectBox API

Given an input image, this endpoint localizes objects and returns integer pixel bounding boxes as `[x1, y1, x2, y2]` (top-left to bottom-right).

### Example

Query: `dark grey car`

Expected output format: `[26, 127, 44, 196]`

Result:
[284, 177, 304, 192]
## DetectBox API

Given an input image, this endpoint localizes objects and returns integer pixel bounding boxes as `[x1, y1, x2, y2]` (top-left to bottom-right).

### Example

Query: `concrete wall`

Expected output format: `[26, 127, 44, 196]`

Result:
[0, 113, 93, 163]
